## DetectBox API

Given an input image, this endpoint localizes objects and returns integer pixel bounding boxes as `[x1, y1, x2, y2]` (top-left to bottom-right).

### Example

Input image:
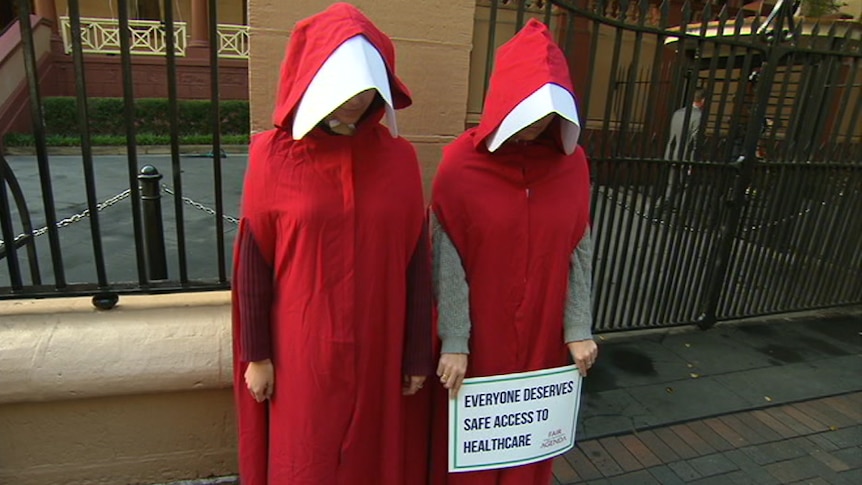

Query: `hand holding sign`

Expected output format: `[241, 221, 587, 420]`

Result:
[438, 353, 468, 397]
[567, 339, 598, 377]
[448, 365, 582, 472]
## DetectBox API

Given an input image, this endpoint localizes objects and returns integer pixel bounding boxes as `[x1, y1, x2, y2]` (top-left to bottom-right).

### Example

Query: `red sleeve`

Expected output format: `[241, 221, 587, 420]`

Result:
[236, 223, 274, 363]
[402, 215, 433, 376]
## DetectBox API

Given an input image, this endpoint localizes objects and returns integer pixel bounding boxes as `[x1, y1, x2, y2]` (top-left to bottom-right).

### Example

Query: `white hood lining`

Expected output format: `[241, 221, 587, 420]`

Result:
[486, 83, 581, 154]
[292, 35, 397, 140]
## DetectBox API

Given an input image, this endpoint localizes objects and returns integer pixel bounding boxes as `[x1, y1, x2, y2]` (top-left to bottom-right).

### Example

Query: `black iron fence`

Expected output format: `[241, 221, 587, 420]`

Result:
[3, 0, 861, 334]
[1, 0, 232, 303]
[477, 0, 861, 330]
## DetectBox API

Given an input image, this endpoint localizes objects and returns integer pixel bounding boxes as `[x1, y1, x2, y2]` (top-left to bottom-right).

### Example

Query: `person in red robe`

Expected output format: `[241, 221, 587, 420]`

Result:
[231, 4, 432, 484]
[430, 19, 599, 485]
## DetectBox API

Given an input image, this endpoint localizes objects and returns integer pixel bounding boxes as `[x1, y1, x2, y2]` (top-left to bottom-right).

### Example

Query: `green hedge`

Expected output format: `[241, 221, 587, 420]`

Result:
[3, 133, 249, 147]
[40, 97, 249, 137]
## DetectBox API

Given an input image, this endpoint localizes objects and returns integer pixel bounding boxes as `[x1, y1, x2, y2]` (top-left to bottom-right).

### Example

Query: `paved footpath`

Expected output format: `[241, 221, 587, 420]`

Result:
[553, 392, 862, 484]
[155, 310, 861, 485]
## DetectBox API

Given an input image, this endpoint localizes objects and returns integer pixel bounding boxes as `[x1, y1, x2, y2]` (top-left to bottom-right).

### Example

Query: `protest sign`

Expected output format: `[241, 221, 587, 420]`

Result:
[448, 365, 582, 472]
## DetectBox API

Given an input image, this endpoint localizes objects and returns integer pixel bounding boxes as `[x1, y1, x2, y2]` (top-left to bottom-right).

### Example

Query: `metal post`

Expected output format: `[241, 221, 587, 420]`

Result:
[482, 0, 499, 108]
[163, 0, 188, 283]
[69, 0, 108, 289]
[138, 166, 168, 281]
[698, 16, 789, 328]
[208, 0, 227, 283]
[17, 0, 66, 288]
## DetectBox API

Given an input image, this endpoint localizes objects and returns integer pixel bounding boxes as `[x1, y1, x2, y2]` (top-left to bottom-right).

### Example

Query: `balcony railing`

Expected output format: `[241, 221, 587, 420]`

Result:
[60, 16, 187, 56]
[217, 23, 249, 59]
[59, 17, 249, 59]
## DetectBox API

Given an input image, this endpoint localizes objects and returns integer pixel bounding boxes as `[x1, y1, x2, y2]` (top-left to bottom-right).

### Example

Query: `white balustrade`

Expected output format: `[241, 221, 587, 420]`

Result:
[59, 17, 249, 59]
[217, 23, 249, 59]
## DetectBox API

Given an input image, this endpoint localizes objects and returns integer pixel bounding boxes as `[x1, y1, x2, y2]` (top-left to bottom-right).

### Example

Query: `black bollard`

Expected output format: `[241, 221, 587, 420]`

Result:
[138, 165, 168, 280]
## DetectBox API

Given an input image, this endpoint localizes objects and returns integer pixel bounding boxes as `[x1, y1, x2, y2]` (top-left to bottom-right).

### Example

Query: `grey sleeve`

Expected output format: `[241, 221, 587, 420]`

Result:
[564, 227, 594, 342]
[432, 212, 471, 354]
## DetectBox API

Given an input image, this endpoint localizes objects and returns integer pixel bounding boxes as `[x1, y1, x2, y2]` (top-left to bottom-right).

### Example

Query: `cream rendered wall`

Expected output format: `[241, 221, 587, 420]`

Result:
[217, 0, 246, 24]
[74, 0, 120, 19]
[0, 293, 237, 485]
[74, 0, 245, 25]
[839, 0, 861, 19]
[0, 390, 236, 485]
[248, 0, 477, 193]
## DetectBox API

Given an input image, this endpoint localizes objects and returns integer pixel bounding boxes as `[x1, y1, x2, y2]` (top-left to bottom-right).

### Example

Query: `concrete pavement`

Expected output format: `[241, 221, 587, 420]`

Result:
[554, 307, 862, 484]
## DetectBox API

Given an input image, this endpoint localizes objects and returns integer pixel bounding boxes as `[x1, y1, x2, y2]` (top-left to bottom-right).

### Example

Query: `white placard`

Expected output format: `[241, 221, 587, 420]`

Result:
[448, 365, 582, 473]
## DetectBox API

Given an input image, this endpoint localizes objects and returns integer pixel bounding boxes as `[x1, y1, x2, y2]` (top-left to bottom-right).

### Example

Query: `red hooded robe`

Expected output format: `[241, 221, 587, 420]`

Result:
[430, 19, 592, 485]
[231, 4, 430, 484]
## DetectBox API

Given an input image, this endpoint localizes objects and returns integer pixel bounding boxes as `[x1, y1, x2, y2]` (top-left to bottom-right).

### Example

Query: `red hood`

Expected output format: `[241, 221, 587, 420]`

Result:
[474, 18, 575, 150]
[271, 2, 412, 129]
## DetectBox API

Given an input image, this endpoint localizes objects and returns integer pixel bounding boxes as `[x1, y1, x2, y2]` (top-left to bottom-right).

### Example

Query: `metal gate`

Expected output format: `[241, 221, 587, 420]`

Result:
[3, 0, 861, 332]
[1, 0, 234, 300]
[477, 0, 861, 331]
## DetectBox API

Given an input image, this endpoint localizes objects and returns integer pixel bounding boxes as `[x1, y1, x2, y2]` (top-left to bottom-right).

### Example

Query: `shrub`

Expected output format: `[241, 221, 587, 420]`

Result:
[3, 133, 249, 147]
[3, 133, 35, 146]
[41, 97, 249, 137]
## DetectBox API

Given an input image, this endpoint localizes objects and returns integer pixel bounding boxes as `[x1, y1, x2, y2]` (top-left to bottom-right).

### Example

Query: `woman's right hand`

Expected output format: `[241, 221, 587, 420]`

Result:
[437, 353, 468, 398]
[244, 359, 274, 402]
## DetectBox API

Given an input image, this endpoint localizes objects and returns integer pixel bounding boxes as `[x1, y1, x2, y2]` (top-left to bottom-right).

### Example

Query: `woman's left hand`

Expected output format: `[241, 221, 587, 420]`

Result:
[567, 339, 598, 377]
[402, 375, 426, 395]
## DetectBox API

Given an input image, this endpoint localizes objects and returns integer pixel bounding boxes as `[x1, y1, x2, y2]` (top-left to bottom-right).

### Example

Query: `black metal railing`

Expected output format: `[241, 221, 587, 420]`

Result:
[476, 0, 861, 330]
[3, 0, 861, 335]
[1, 0, 234, 301]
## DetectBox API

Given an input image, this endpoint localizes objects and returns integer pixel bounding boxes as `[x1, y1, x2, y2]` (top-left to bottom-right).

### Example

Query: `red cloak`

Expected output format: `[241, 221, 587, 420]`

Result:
[231, 4, 429, 484]
[430, 19, 592, 485]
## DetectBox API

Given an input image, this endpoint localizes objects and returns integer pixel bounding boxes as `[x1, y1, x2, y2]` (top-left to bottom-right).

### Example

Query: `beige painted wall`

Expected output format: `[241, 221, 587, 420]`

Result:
[839, 0, 861, 19]
[73, 0, 245, 26]
[0, 293, 237, 485]
[248, 0, 477, 192]
[0, 390, 236, 485]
